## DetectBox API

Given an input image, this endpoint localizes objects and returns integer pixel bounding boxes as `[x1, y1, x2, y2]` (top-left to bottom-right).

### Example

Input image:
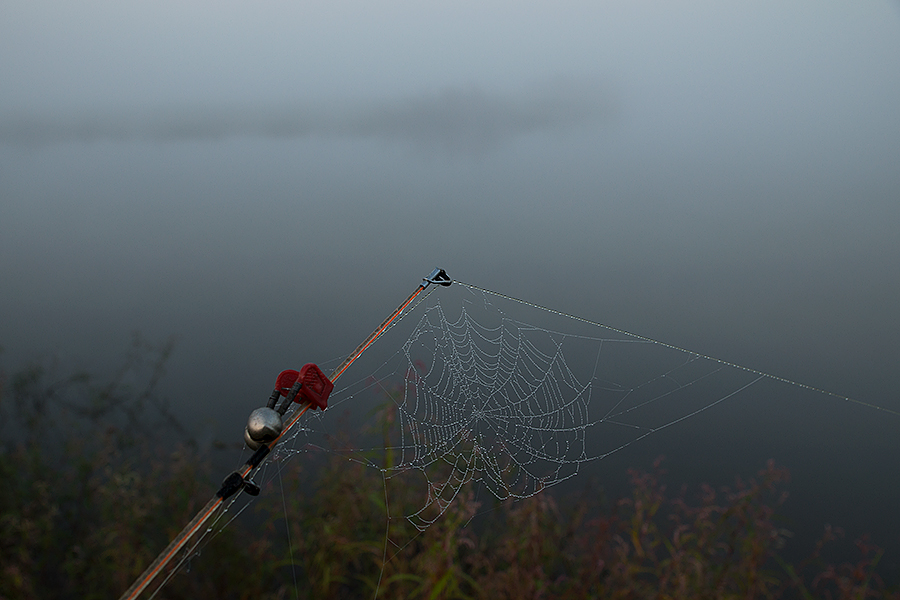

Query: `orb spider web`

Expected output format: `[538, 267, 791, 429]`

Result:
[283, 282, 768, 532]
[145, 277, 897, 600]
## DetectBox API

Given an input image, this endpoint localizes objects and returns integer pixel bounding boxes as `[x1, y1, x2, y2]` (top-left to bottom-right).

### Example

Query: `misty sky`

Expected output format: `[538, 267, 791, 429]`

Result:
[2, 0, 899, 574]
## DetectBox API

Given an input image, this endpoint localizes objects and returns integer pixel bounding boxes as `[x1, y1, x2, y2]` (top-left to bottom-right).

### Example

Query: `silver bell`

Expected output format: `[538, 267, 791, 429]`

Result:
[244, 407, 284, 450]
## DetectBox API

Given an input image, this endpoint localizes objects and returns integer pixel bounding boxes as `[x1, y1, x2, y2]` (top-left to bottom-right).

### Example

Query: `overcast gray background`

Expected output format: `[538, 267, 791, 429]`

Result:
[2, 0, 899, 576]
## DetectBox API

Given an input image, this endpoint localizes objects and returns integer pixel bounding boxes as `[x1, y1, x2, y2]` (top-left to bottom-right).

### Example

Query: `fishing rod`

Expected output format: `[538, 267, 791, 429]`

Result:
[118, 268, 452, 600]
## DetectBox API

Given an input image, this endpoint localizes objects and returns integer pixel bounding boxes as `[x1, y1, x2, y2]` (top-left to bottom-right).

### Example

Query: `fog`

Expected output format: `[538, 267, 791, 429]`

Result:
[2, 0, 899, 579]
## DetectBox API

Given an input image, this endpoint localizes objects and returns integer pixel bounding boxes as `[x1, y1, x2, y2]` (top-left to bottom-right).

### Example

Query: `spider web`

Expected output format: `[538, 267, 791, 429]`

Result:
[382, 299, 595, 529]
[155, 278, 897, 599]
[271, 281, 766, 530]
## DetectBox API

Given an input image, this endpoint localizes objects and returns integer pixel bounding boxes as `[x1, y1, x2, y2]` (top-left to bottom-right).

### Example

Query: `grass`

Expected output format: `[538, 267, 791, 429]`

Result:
[0, 345, 896, 599]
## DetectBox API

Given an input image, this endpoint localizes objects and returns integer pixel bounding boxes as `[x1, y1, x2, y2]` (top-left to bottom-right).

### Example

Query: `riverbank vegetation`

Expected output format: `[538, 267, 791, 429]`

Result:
[1, 345, 895, 599]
